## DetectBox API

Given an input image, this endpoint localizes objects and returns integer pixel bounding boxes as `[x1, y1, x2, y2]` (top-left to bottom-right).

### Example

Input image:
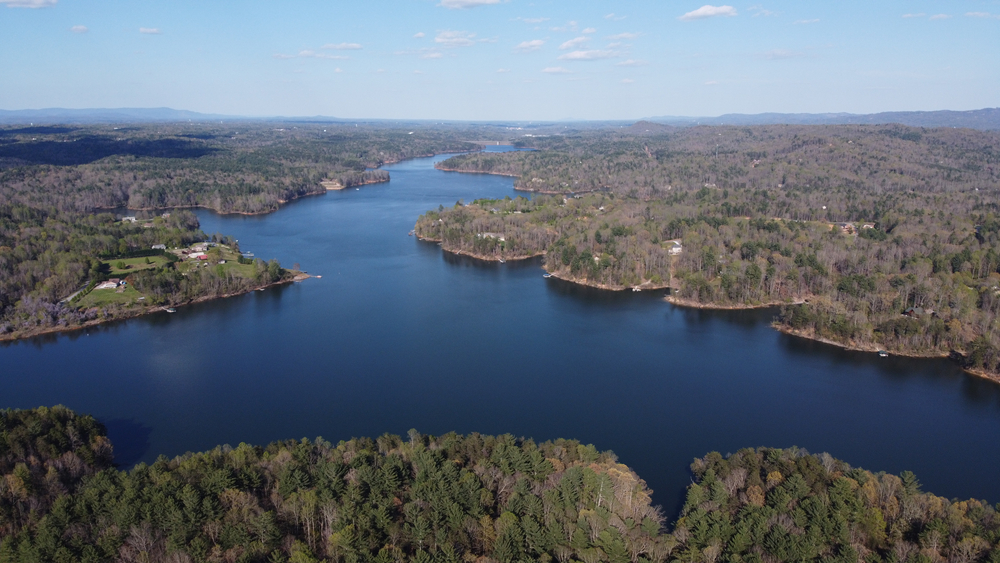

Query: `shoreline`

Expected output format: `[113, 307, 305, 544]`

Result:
[664, 295, 807, 310]
[415, 236, 545, 262]
[546, 270, 671, 291]
[0, 273, 313, 344]
[100, 149, 481, 218]
[773, 324, 1000, 385]
[433, 165, 608, 195]
[321, 177, 390, 191]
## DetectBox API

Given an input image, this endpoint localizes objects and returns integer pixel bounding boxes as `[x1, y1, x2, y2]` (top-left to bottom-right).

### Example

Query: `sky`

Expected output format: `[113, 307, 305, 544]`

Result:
[1, 0, 998, 120]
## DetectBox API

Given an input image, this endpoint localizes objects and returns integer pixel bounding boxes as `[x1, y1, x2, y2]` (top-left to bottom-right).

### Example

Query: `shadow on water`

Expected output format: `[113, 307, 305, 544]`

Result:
[103, 418, 153, 468]
[780, 331, 1000, 407]
[440, 249, 545, 272]
[1, 284, 292, 350]
[675, 305, 778, 328]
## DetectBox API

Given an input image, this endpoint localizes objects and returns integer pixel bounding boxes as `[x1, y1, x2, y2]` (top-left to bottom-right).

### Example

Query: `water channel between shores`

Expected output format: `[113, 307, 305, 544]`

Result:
[3, 148, 1000, 516]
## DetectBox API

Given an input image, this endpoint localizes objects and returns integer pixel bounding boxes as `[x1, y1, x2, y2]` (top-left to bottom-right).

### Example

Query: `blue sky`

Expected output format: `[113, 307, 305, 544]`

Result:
[1, 0, 998, 120]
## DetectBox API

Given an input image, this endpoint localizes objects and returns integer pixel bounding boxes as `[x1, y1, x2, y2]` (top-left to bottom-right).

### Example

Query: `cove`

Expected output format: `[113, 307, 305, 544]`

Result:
[2, 148, 999, 515]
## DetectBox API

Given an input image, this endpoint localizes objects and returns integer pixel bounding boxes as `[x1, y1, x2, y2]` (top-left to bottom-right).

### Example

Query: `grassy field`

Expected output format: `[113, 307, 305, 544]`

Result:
[103, 255, 172, 276]
[75, 284, 146, 309]
[75, 245, 272, 310]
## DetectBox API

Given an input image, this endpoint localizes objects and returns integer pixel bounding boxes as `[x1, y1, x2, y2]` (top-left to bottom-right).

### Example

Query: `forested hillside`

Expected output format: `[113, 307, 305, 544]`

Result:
[0, 123, 478, 340]
[419, 124, 1000, 379]
[0, 124, 478, 215]
[2, 407, 997, 563]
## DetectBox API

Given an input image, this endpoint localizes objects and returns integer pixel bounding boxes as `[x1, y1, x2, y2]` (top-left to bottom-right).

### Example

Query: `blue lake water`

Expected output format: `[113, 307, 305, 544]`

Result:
[3, 148, 1000, 515]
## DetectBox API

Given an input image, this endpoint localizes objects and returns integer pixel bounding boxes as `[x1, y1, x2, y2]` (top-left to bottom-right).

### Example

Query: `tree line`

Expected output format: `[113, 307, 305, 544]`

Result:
[2, 406, 997, 563]
[0, 123, 479, 215]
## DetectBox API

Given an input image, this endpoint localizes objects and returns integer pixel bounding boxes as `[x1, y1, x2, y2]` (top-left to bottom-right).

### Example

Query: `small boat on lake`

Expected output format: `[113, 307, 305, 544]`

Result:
[543, 273, 552, 278]
[165, 308, 176, 313]
[878, 350, 889, 358]
[632, 287, 642, 292]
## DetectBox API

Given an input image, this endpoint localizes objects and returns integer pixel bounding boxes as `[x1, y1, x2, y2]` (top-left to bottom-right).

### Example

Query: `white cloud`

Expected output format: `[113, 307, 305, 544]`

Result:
[70, 25, 88, 33]
[542, 66, 571, 74]
[557, 50, 616, 61]
[414, 70, 425, 74]
[705, 80, 720, 85]
[275, 50, 348, 60]
[438, 0, 502, 8]
[621, 78, 634, 83]
[414, 32, 426, 38]
[322, 42, 362, 50]
[679, 5, 737, 20]
[607, 32, 639, 40]
[928, 14, 951, 20]
[559, 36, 588, 50]
[496, 68, 511, 72]
[435, 30, 476, 47]
[514, 39, 545, 52]
[550, 20, 578, 32]
[604, 13, 626, 21]
[902, 13, 925, 18]
[139, 27, 161, 34]
[0, 0, 56, 7]
[334, 68, 343, 73]
[422, 52, 444, 59]
[616, 59, 646, 67]
[517, 17, 549, 24]
[966, 11, 1000, 18]
[582, 27, 597, 34]
[748, 5, 777, 17]
[763, 49, 799, 59]
[794, 19, 819, 24]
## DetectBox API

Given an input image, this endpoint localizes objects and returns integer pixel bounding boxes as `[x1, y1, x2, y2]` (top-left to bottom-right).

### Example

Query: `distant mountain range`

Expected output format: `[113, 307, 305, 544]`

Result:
[1, 107, 998, 130]
[645, 108, 1000, 130]
[0, 107, 232, 124]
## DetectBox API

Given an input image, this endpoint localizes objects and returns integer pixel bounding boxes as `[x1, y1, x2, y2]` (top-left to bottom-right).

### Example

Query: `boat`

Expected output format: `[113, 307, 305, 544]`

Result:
[408, 230, 415, 236]
[632, 287, 642, 292]
[257, 288, 265, 292]
[165, 308, 176, 313]
[543, 273, 552, 278]
[878, 350, 889, 358]
[499, 259, 505, 263]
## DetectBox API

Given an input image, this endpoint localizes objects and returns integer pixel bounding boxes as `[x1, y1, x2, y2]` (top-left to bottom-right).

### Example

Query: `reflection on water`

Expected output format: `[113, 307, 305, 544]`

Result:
[103, 418, 153, 467]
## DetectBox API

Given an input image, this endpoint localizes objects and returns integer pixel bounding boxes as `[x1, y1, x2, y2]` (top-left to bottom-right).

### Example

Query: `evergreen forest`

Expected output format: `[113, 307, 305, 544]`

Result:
[1, 406, 997, 563]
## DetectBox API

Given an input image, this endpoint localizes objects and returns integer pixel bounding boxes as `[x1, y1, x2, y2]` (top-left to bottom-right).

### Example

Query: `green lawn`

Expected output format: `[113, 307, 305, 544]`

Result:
[76, 284, 146, 309]
[103, 255, 171, 276]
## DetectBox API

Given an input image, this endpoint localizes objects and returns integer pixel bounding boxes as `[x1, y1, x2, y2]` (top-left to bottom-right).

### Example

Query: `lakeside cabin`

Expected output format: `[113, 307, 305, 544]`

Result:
[95, 278, 121, 290]
[667, 240, 683, 255]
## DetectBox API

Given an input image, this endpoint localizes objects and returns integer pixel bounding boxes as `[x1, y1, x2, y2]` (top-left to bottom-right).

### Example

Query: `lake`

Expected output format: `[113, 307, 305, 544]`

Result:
[3, 148, 1000, 515]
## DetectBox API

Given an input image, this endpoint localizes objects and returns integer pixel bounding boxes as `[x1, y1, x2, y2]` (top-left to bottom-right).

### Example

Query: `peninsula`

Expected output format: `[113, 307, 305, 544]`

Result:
[416, 123, 1000, 382]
